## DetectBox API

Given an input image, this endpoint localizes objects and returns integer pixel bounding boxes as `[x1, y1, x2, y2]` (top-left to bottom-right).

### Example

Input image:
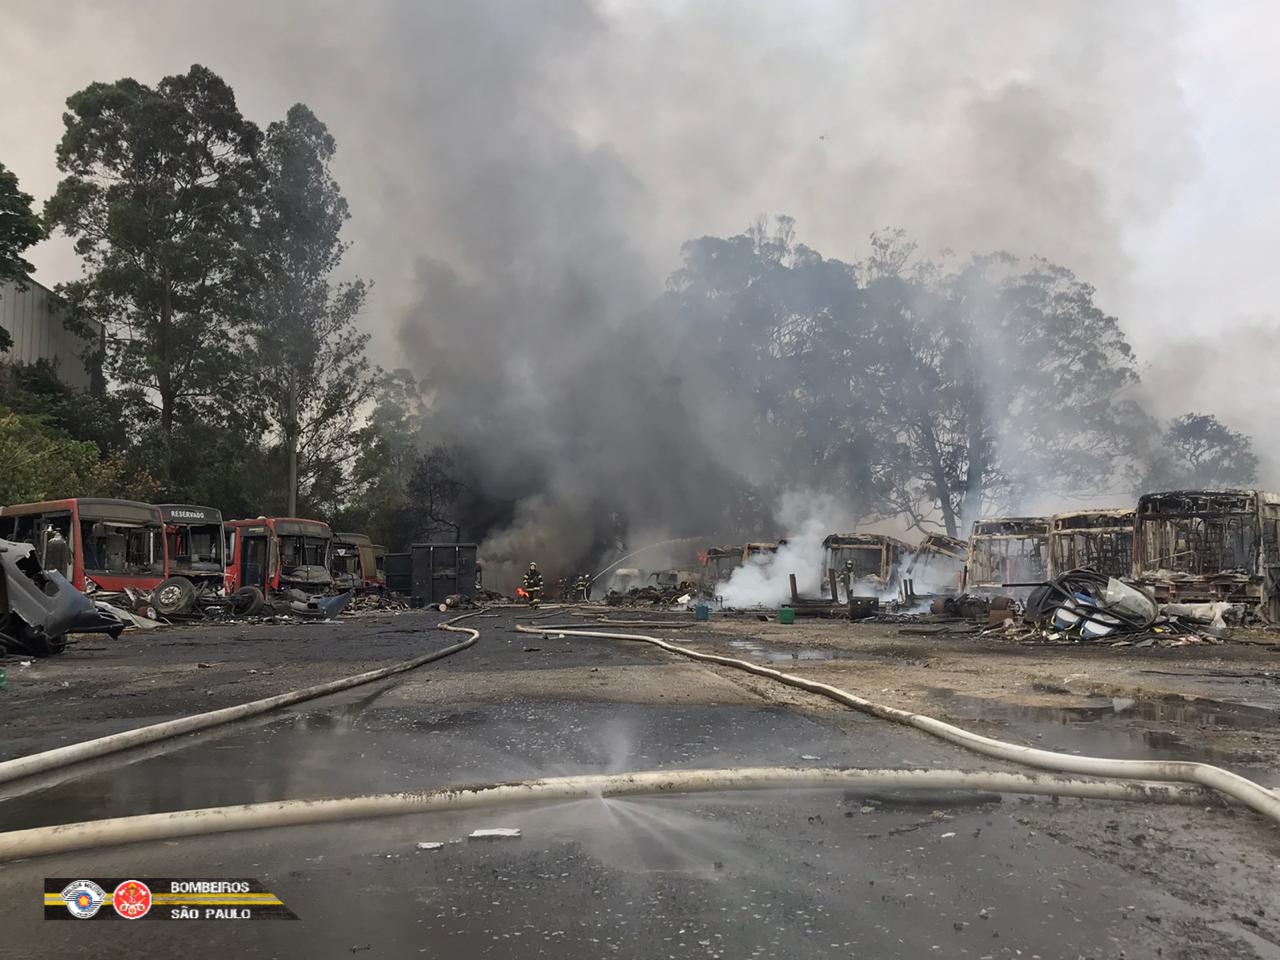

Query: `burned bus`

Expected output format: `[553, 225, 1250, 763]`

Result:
[903, 533, 969, 596]
[331, 531, 383, 592]
[1047, 509, 1135, 580]
[822, 533, 912, 595]
[0, 498, 165, 595]
[1134, 490, 1280, 621]
[225, 517, 334, 598]
[965, 517, 1050, 591]
[152, 503, 227, 614]
[699, 545, 744, 590]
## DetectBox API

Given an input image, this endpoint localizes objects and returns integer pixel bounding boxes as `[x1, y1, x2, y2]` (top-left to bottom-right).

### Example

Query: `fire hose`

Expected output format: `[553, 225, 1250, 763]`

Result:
[515, 625, 1280, 827]
[0, 614, 1274, 861]
[0, 613, 482, 787]
[0, 766, 1208, 861]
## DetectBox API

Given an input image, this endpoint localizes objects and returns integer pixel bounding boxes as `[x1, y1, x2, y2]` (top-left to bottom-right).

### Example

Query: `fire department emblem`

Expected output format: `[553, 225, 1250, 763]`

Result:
[112, 879, 152, 919]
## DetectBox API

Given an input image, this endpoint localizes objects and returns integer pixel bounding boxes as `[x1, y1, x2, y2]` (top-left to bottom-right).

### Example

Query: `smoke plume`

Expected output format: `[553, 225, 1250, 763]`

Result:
[718, 491, 851, 608]
[6, 1, 1275, 585]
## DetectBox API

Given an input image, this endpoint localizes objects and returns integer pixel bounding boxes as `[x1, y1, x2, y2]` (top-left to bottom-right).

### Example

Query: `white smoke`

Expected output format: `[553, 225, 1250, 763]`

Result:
[718, 490, 851, 608]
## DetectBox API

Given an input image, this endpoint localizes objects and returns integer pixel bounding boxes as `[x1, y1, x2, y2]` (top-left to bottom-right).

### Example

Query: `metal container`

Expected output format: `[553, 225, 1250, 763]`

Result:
[383, 552, 412, 595]
[778, 606, 796, 625]
[410, 543, 478, 604]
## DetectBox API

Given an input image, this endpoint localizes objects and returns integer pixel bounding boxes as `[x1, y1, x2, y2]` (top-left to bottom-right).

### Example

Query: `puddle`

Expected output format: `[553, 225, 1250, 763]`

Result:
[726, 639, 838, 662]
[927, 688, 1279, 784]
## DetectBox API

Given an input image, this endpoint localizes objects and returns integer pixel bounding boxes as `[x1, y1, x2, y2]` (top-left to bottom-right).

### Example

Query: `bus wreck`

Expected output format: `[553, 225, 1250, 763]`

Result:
[965, 517, 1050, 591]
[1133, 490, 1280, 622]
[822, 533, 912, 595]
[1048, 509, 1135, 580]
[903, 533, 969, 597]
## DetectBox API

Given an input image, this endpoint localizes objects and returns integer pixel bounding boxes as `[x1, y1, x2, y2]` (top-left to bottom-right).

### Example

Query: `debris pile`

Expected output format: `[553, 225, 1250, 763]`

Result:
[997, 568, 1230, 647]
[604, 586, 685, 607]
[349, 592, 411, 613]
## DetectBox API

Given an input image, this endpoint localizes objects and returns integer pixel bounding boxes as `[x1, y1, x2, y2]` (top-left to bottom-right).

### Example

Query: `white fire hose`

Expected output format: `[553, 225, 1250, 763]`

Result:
[516, 625, 1280, 827]
[0, 766, 1208, 861]
[0, 614, 482, 787]
[0, 613, 1273, 862]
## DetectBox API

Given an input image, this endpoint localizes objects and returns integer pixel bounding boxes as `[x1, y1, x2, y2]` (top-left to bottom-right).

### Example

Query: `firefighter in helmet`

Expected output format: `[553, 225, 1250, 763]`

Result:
[522, 562, 544, 608]
[574, 573, 591, 602]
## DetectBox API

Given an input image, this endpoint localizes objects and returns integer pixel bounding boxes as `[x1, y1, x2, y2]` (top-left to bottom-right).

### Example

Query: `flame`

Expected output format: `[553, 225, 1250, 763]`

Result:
[516, 587, 529, 598]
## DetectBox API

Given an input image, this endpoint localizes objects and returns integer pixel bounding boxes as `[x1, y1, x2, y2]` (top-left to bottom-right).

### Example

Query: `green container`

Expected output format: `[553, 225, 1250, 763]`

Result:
[694, 604, 710, 622]
[0, 666, 6, 690]
[778, 606, 796, 625]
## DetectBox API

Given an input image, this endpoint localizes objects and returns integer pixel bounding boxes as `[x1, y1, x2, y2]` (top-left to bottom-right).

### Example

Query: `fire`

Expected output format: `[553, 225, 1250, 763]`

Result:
[516, 587, 529, 598]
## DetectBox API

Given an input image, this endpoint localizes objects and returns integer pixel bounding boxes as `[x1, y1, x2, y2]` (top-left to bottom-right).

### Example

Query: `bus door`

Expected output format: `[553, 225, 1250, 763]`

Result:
[240, 532, 270, 592]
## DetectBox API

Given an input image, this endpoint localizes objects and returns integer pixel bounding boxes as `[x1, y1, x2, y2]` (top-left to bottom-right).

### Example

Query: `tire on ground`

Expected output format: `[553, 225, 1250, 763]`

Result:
[231, 585, 266, 617]
[152, 576, 198, 616]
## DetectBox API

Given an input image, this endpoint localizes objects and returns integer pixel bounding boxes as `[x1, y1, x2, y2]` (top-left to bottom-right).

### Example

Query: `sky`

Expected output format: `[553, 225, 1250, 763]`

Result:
[2, 0, 1278, 490]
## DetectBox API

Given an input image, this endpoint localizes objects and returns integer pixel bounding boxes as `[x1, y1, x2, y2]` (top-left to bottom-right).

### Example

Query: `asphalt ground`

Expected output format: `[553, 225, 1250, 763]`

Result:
[1, 607, 1277, 958]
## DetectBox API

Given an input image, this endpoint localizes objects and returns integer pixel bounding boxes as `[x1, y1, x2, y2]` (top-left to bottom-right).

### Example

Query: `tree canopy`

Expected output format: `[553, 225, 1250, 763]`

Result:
[1145, 413, 1258, 491]
[45, 64, 264, 481]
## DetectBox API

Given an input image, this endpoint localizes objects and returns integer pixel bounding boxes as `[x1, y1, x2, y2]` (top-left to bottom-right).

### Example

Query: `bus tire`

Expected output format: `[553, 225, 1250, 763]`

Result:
[153, 577, 197, 616]
[231, 586, 265, 617]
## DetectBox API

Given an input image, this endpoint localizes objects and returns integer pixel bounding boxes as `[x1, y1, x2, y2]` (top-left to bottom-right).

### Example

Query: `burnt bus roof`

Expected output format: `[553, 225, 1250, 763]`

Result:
[917, 533, 969, 557]
[1050, 508, 1134, 532]
[1137, 490, 1280, 516]
[1, 497, 162, 525]
[156, 504, 223, 524]
[970, 517, 1050, 537]
[333, 532, 373, 546]
[822, 533, 913, 550]
[705, 544, 744, 558]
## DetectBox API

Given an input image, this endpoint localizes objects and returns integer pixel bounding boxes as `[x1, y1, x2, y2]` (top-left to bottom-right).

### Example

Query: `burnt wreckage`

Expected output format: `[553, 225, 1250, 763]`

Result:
[1048, 509, 1135, 581]
[965, 517, 1051, 592]
[0, 539, 124, 656]
[1134, 490, 1280, 622]
[822, 533, 912, 595]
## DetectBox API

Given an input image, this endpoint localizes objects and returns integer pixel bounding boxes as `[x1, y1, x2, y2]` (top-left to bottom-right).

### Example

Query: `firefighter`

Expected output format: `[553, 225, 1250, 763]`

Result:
[575, 573, 591, 602]
[839, 559, 855, 599]
[522, 562, 544, 608]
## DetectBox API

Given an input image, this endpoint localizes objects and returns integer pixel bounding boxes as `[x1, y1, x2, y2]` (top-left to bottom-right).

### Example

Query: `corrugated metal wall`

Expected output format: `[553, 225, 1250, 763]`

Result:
[0, 278, 102, 391]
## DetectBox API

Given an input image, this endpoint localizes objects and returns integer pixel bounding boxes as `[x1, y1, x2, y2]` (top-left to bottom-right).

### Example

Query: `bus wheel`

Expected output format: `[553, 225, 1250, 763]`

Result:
[153, 577, 197, 616]
[231, 586, 266, 617]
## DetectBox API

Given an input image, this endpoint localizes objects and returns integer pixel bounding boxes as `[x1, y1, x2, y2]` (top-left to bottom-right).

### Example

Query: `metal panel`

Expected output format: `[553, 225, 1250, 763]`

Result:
[383, 553, 411, 594]
[409, 543, 478, 603]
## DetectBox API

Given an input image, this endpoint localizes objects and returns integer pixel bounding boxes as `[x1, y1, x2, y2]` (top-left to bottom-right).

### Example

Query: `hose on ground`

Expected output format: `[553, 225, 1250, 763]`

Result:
[0, 766, 1212, 861]
[517, 625, 1280, 826]
[0, 612, 482, 787]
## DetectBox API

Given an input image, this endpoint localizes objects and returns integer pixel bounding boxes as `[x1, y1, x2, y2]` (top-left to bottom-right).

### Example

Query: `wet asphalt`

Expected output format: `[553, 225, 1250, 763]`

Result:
[0, 608, 1273, 958]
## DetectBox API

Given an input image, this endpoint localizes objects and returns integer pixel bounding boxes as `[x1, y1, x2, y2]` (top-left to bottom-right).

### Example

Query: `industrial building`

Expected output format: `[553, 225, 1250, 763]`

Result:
[0, 277, 103, 391]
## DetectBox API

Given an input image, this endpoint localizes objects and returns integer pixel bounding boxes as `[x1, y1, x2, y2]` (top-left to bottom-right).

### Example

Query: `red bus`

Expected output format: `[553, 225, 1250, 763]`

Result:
[0, 498, 166, 594]
[225, 517, 334, 596]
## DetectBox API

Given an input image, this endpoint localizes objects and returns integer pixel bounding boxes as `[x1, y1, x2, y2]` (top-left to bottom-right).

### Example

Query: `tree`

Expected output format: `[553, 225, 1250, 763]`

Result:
[867, 251, 1152, 537]
[0, 161, 46, 352]
[406, 444, 466, 542]
[0, 408, 157, 504]
[664, 217, 884, 526]
[247, 103, 371, 515]
[1145, 413, 1258, 491]
[664, 220, 1153, 539]
[44, 65, 263, 482]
